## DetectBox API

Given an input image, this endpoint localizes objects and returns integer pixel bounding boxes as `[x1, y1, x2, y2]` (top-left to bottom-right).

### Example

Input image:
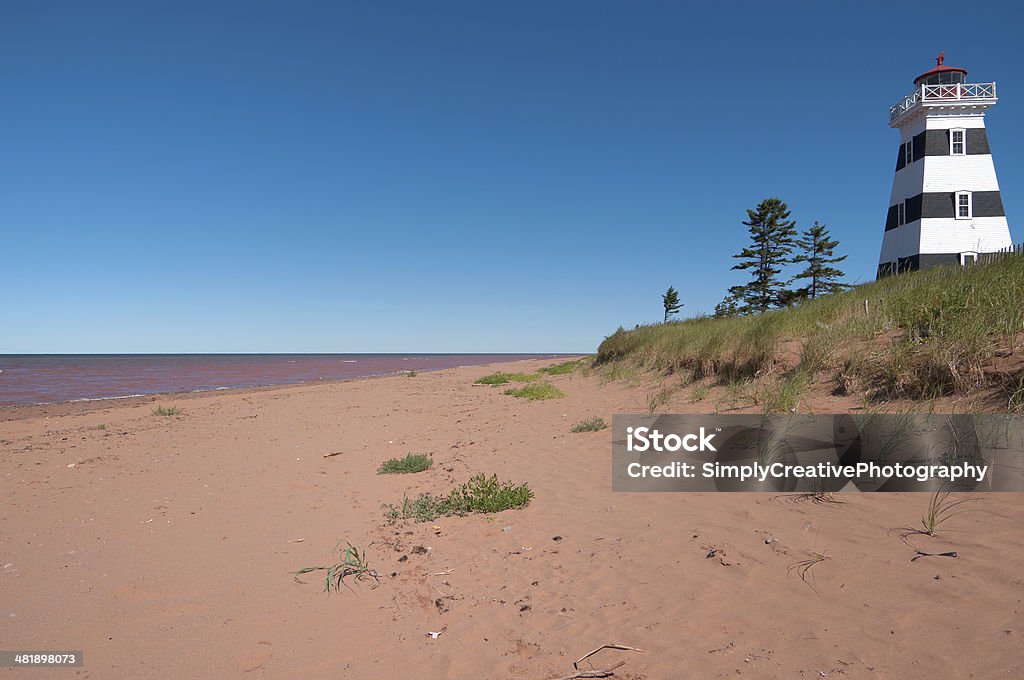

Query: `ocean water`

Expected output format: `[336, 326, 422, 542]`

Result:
[0, 354, 568, 406]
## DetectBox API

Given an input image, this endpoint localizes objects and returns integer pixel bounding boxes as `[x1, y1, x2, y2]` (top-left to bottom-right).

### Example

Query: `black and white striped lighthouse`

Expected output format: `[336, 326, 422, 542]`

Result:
[877, 53, 1012, 277]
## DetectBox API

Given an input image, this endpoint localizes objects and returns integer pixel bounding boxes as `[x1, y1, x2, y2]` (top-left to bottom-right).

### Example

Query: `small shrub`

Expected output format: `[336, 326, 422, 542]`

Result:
[571, 417, 607, 433]
[152, 405, 180, 416]
[406, 370, 417, 377]
[504, 383, 565, 400]
[475, 372, 540, 385]
[377, 453, 433, 474]
[384, 474, 533, 522]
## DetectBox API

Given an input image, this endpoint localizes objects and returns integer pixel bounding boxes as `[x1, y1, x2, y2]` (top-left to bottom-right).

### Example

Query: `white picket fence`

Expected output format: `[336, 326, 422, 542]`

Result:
[977, 243, 1024, 265]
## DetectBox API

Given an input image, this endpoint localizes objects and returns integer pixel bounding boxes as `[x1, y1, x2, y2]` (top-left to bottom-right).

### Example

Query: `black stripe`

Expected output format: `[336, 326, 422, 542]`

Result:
[877, 253, 969, 278]
[919, 128, 990, 156]
[886, 191, 1005, 230]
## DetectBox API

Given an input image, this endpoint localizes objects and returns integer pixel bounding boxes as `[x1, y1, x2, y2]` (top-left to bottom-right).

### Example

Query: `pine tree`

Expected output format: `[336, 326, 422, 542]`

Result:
[730, 198, 798, 313]
[793, 221, 847, 300]
[713, 293, 741, 318]
[662, 286, 682, 322]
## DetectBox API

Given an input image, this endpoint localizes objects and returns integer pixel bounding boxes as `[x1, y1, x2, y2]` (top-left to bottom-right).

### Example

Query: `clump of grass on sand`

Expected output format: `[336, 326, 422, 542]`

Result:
[152, 405, 180, 416]
[504, 383, 565, 400]
[292, 542, 380, 593]
[384, 474, 534, 522]
[538, 358, 588, 375]
[571, 417, 607, 433]
[788, 550, 830, 591]
[406, 370, 417, 377]
[918, 489, 981, 536]
[475, 371, 540, 385]
[377, 453, 433, 474]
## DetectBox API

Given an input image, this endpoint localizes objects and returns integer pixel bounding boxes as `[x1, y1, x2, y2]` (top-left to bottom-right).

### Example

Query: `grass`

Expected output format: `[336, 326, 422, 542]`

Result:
[595, 256, 1024, 407]
[406, 370, 417, 377]
[788, 550, 830, 591]
[919, 489, 981, 536]
[152, 405, 180, 416]
[293, 542, 380, 593]
[384, 473, 533, 522]
[377, 453, 433, 474]
[645, 386, 675, 414]
[504, 383, 565, 400]
[538, 358, 588, 375]
[571, 416, 607, 433]
[475, 371, 541, 385]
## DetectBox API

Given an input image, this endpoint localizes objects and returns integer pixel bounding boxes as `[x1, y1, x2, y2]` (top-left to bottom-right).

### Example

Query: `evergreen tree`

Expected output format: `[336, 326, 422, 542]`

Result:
[730, 197, 798, 313]
[662, 286, 682, 322]
[713, 293, 741, 318]
[793, 221, 847, 300]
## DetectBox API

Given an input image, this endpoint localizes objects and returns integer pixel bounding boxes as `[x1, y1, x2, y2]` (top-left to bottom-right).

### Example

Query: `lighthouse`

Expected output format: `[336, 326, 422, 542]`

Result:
[877, 53, 1012, 277]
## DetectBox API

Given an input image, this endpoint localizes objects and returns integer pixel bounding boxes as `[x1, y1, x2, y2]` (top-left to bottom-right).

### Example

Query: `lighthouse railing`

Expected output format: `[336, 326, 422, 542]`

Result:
[889, 82, 997, 123]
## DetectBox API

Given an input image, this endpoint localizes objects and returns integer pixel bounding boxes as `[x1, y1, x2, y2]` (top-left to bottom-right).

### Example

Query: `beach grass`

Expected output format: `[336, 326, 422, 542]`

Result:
[571, 416, 607, 433]
[384, 474, 533, 522]
[595, 256, 1024, 406]
[539, 358, 588, 375]
[152, 405, 181, 416]
[504, 382, 565, 400]
[475, 371, 541, 385]
[377, 453, 433, 475]
[292, 542, 380, 593]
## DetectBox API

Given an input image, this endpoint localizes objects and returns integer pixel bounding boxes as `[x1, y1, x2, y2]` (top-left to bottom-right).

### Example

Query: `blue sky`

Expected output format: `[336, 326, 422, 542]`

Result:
[3, 1, 1022, 353]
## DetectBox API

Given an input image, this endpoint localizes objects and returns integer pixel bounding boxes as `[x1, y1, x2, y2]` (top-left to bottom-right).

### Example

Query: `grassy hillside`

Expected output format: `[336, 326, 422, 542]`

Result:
[596, 257, 1024, 411]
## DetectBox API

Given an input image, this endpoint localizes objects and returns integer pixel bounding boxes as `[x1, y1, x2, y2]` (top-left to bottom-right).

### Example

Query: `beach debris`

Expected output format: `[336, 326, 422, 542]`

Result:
[552, 535, 563, 542]
[430, 568, 454, 576]
[911, 550, 958, 562]
[426, 630, 443, 639]
[322, 451, 344, 458]
[287, 538, 304, 543]
[502, 525, 512, 532]
[411, 545, 429, 555]
[572, 644, 647, 672]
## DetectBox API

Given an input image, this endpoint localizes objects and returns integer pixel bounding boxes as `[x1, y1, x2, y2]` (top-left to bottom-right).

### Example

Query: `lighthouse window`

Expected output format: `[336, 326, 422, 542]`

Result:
[897, 201, 906, 226]
[950, 129, 966, 155]
[904, 142, 913, 166]
[956, 191, 972, 219]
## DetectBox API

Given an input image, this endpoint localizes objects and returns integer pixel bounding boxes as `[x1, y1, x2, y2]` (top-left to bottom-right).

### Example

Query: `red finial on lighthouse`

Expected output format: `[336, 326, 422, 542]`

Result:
[936, 51, 945, 66]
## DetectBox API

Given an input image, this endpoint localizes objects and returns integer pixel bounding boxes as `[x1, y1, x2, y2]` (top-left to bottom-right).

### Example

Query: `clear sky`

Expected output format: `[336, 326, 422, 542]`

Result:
[3, 1, 1022, 353]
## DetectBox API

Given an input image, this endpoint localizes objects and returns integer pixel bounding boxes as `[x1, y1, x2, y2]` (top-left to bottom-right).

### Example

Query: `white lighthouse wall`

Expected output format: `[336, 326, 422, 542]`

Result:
[922, 155, 1001, 192]
[918, 216, 1012, 254]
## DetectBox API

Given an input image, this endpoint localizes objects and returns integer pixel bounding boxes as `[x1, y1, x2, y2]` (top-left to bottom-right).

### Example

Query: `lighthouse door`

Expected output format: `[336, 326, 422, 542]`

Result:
[960, 252, 978, 267]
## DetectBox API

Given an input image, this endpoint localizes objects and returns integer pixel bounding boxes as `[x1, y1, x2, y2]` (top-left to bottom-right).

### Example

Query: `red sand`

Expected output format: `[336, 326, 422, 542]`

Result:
[2, 358, 1023, 679]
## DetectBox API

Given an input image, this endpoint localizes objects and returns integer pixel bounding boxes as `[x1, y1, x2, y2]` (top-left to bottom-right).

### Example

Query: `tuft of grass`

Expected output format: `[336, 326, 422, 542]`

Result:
[406, 370, 417, 377]
[293, 542, 380, 593]
[538, 358, 587, 375]
[919, 489, 981, 536]
[504, 382, 565, 400]
[152, 405, 180, 416]
[91, 424, 107, 431]
[571, 416, 607, 433]
[475, 371, 540, 385]
[377, 453, 433, 474]
[689, 384, 710, 402]
[645, 386, 675, 414]
[788, 550, 830, 591]
[384, 474, 533, 522]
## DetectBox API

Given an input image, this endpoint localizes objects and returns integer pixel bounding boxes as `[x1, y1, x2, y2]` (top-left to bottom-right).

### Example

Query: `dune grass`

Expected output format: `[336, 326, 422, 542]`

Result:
[596, 257, 1024, 405]
[504, 382, 565, 400]
[152, 405, 181, 416]
[292, 542, 380, 593]
[539, 358, 588, 375]
[475, 371, 541, 385]
[377, 453, 433, 474]
[571, 416, 607, 433]
[384, 473, 534, 522]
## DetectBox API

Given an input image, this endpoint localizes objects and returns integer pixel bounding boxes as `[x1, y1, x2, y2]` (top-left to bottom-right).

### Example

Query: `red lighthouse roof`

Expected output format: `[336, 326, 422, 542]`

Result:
[914, 52, 967, 85]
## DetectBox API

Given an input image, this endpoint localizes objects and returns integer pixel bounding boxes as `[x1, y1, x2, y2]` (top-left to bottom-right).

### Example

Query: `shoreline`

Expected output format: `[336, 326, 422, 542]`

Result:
[0, 354, 585, 421]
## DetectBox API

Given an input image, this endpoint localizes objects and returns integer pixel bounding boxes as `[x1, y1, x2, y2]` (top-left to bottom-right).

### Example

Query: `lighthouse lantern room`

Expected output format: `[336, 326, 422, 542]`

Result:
[877, 53, 1012, 277]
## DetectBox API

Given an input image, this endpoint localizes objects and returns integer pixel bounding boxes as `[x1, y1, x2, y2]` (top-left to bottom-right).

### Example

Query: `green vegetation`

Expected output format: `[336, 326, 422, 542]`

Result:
[152, 405, 181, 416]
[539, 358, 588, 375]
[662, 286, 682, 322]
[919, 489, 980, 536]
[571, 416, 607, 433]
[293, 542, 380, 593]
[377, 453, 433, 474]
[728, 197, 799, 314]
[597, 256, 1024, 405]
[384, 474, 534, 522]
[793, 221, 847, 300]
[475, 371, 540, 385]
[504, 382, 565, 400]
[406, 370, 418, 377]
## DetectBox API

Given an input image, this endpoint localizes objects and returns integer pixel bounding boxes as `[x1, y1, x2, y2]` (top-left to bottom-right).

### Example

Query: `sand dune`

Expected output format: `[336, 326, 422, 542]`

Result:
[2, 359, 1022, 679]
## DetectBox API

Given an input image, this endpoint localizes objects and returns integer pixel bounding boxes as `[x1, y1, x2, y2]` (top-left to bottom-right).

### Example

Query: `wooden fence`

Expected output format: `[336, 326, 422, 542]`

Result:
[977, 243, 1024, 265]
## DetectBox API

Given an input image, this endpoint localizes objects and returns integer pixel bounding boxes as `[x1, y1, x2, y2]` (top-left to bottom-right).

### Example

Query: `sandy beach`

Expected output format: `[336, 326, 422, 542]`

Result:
[2, 357, 1023, 679]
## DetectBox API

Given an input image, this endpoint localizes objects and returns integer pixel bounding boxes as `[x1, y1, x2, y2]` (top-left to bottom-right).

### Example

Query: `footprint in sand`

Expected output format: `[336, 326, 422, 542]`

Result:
[237, 641, 273, 673]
